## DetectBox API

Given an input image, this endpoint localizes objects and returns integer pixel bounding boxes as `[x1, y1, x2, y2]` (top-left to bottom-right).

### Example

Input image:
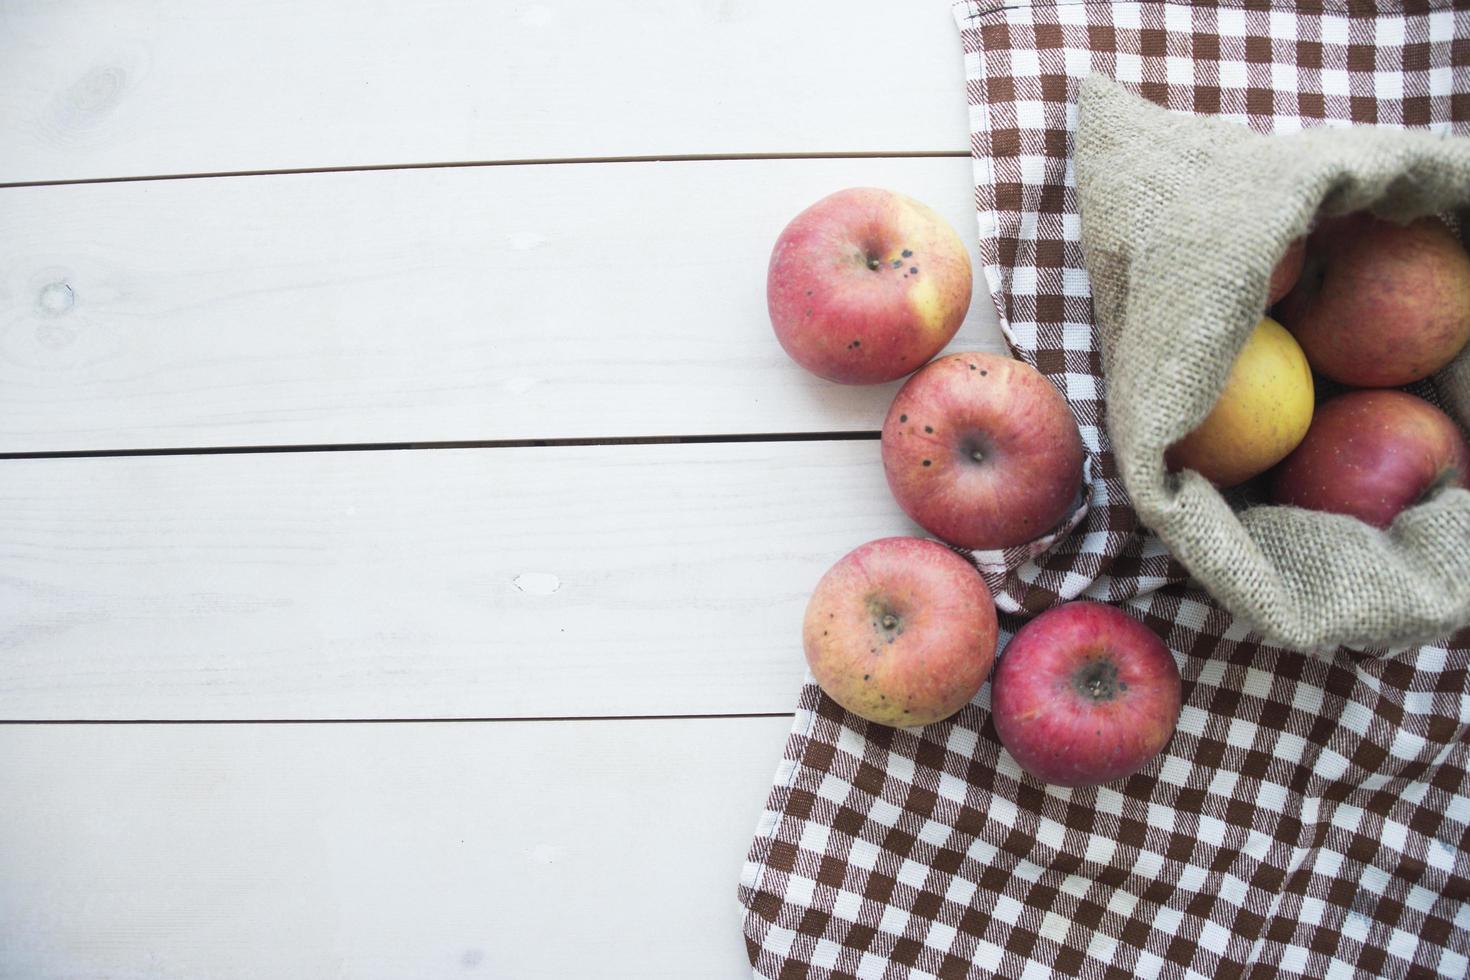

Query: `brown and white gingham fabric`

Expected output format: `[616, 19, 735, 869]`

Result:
[739, 3, 1470, 977]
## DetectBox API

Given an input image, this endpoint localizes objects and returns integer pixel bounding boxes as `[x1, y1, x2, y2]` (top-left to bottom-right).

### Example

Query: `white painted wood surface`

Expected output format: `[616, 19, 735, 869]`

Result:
[0, 440, 920, 720]
[0, 0, 969, 184]
[0, 716, 792, 979]
[1, 2, 982, 975]
[0, 157, 1003, 453]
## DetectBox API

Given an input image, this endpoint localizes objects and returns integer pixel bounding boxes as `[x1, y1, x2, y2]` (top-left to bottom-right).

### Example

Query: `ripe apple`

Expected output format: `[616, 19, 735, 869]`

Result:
[990, 601, 1182, 789]
[1270, 389, 1470, 528]
[1267, 236, 1307, 307]
[768, 187, 973, 384]
[881, 352, 1084, 550]
[1165, 316, 1314, 488]
[1275, 212, 1470, 387]
[803, 536, 997, 727]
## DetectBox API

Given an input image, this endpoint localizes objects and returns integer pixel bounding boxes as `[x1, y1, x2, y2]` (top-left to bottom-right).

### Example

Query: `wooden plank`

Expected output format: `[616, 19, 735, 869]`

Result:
[0, 0, 969, 184]
[0, 157, 1004, 454]
[0, 716, 791, 978]
[0, 440, 921, 720]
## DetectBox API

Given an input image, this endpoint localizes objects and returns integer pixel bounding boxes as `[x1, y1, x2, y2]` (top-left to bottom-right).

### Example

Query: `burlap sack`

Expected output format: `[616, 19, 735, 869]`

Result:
[1077, 76, 1470, 653]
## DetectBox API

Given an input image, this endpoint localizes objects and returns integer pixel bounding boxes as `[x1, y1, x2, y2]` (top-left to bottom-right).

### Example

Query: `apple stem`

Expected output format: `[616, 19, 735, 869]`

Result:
[881, 614, 898, 630]
[867, 256, 881, 271]
[971, 450, 985, 464]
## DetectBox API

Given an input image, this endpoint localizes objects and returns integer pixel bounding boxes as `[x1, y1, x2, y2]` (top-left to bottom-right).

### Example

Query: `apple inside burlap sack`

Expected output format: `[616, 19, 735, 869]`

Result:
[1076, 76, 1470, 653]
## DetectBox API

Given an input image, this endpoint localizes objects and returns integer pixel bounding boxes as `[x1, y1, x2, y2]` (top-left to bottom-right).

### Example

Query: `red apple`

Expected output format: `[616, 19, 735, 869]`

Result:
[1267, 236, 1307, 307]
[1270, 389, 1470, 528]
[991, 601, 1182, 789]
[768, 187, 973, 384]
[803, 536, 997, 727]
[1275, 213, 1470, 386]
[881, 352, 1085, 550]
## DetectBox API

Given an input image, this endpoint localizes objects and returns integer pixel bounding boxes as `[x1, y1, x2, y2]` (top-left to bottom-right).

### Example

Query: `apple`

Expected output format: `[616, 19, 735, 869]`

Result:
[1267, 236, 1307, 307]
[1165, 316, 1314, 488]
[881, 352, 1084, 550]
[990, 601, 1182, 789]
[803, 536, 997, 727]
[1270, 389, 1470, 528]
[768, 187, 973, 384]
[1275, 212, 1470, 387]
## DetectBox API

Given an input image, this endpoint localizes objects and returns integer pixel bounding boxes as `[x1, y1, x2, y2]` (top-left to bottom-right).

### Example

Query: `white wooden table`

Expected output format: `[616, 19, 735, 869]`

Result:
[0, 3, 1005, 975]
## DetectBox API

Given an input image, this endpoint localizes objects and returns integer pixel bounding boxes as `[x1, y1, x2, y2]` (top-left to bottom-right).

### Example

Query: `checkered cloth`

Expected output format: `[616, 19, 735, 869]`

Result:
[739, 2, 1470, 977]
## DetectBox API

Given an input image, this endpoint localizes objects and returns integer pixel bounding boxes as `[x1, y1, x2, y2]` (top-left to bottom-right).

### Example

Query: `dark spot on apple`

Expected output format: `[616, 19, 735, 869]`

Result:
[922, 460, 931, 467]
[863, 674, 870, 681]
[924, 425, 933, 434]
[899, 414, 908, 422]
[981, 370, 988, 376]
[804, 289, 812, 296]
[969, 363, 976, 370]
[1119, 681, 1128, 691]
[891, 259, 903, 269]
[902, 249, 912, 257]
[910, 266, 918, 275]
[805, 308, 813, 317]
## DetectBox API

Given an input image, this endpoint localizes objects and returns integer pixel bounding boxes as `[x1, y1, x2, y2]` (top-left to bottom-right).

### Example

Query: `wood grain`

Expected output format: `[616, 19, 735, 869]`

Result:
[0, 6, 993, 975]
[0, 716, 791, 979]
[0, 0, 969, 184]
[0, 440, 925, 720]
[0, 157, 1004, 454]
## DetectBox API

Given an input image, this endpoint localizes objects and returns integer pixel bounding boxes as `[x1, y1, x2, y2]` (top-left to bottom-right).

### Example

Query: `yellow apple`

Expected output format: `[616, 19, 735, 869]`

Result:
[1165, 317, 1314, 488]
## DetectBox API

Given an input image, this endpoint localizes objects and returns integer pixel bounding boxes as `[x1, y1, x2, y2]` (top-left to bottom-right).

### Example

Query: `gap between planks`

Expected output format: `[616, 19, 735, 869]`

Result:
[0, 430, 880, 461]
[0, 150, 969, 190]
